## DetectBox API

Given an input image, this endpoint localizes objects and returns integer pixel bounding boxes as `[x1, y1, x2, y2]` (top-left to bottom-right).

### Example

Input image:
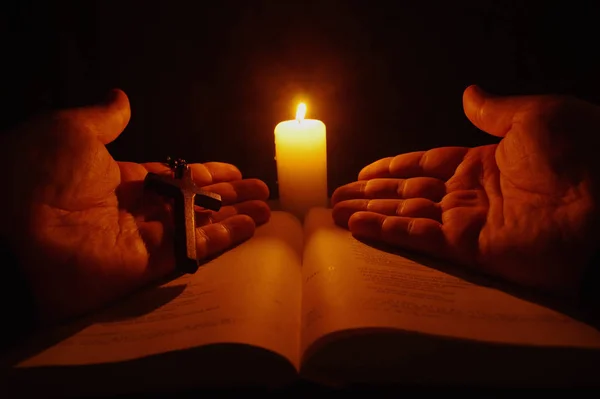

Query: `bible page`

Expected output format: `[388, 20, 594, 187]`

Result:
[300, 207, 600, 355]
[16, 211, 304, 370]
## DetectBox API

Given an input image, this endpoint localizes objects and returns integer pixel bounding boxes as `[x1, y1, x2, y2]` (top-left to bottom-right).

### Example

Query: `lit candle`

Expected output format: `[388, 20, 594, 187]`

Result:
[274, 102, 328, 220]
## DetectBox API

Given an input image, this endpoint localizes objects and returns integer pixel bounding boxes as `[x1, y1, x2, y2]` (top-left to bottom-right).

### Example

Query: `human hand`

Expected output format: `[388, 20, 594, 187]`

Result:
[0, 89, 270, 324]
[332, 85, 600, 297]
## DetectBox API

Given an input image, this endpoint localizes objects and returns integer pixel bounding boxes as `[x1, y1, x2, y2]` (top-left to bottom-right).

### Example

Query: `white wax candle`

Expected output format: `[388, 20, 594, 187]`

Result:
[274, 103, 328, 220]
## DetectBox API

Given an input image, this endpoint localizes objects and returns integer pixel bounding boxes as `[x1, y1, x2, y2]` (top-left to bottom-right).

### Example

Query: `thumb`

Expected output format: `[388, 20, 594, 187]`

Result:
[463, 85, 532, 138]
[67, 88, 131, 144]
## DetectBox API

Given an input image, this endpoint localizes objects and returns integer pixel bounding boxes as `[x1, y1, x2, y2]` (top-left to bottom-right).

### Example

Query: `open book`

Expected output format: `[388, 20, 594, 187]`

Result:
[3, 208, 600, 396]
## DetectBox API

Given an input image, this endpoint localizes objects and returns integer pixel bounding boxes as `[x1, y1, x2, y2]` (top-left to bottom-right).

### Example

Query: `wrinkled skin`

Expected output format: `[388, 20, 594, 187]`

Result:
[0, 89, 270, 324]
[332, 85, 600, 297]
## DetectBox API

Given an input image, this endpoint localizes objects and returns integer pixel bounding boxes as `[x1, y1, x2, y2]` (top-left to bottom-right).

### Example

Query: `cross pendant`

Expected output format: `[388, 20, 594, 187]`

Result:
[144, 159, 222, 274]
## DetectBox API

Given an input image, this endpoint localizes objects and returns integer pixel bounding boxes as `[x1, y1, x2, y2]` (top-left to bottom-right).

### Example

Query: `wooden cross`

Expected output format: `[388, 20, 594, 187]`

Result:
[144, 158, 222, 274]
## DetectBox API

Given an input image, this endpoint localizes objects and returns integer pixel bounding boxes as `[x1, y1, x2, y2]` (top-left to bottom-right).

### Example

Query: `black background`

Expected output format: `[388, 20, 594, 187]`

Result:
[2, 0, 600, 197]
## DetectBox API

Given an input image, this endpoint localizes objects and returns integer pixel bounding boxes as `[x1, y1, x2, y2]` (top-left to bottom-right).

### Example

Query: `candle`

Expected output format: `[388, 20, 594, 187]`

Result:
[274, 102, 328, 220]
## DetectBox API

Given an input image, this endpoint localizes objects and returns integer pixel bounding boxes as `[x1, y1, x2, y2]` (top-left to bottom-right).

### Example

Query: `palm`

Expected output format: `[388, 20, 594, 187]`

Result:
[1, 90, 270, 324]
[332, 86, 600, 296]
[481, 108, 596, 293]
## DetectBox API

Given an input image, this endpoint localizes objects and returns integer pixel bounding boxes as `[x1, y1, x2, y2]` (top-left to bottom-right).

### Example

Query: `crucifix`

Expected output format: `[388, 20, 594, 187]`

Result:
[144, 157, 222, 274]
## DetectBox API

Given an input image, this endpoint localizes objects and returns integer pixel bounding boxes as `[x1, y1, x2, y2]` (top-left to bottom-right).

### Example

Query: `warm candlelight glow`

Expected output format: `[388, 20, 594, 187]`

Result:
[274, 100, 328, 220]
[296, 103, 307, 122]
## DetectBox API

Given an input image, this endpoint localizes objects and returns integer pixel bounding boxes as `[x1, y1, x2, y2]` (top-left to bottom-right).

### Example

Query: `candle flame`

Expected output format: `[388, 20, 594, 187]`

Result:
[296, 103, 307, 122]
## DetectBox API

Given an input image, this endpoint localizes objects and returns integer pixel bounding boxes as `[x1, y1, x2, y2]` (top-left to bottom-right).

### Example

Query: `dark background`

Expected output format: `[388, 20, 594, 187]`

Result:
[2, 0, 600, 197]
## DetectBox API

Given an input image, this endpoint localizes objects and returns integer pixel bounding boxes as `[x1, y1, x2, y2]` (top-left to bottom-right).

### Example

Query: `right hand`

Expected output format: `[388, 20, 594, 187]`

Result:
[332, 85, 600, 297]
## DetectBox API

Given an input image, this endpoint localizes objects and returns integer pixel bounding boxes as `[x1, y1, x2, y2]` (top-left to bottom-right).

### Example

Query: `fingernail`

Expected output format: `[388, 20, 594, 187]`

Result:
[471, 84, 497, 98]
[104, 89, 119, 104]
[331, 206, 351, 228]
[349, 213, 382, 240]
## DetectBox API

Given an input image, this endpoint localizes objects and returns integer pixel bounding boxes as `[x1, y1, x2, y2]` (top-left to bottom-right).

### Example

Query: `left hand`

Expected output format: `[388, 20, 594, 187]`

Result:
[0, 89, 270, 325]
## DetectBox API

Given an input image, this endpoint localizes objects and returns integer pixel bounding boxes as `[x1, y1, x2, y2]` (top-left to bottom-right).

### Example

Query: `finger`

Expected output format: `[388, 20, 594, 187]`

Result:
[117, 162, 148, 210]
[205, 200, 271, 226]
[203, 178, 270, 205]
[333, 198, 441, 228]
[62, 88, 131, 144]
[331, 177, 446, 205]
[136, 220, 176, 280]
[190, 162, 242, 185]
[348, 211, 446, 256]
[118, 161, 148, 182]
[359, 148, 469, 181]
[463, 84, 533, 138]
[196, 214, 256, 259]
[141, 162, 242, 187]
[142, 162, 171, 175]
[358, 157, 394, 179]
